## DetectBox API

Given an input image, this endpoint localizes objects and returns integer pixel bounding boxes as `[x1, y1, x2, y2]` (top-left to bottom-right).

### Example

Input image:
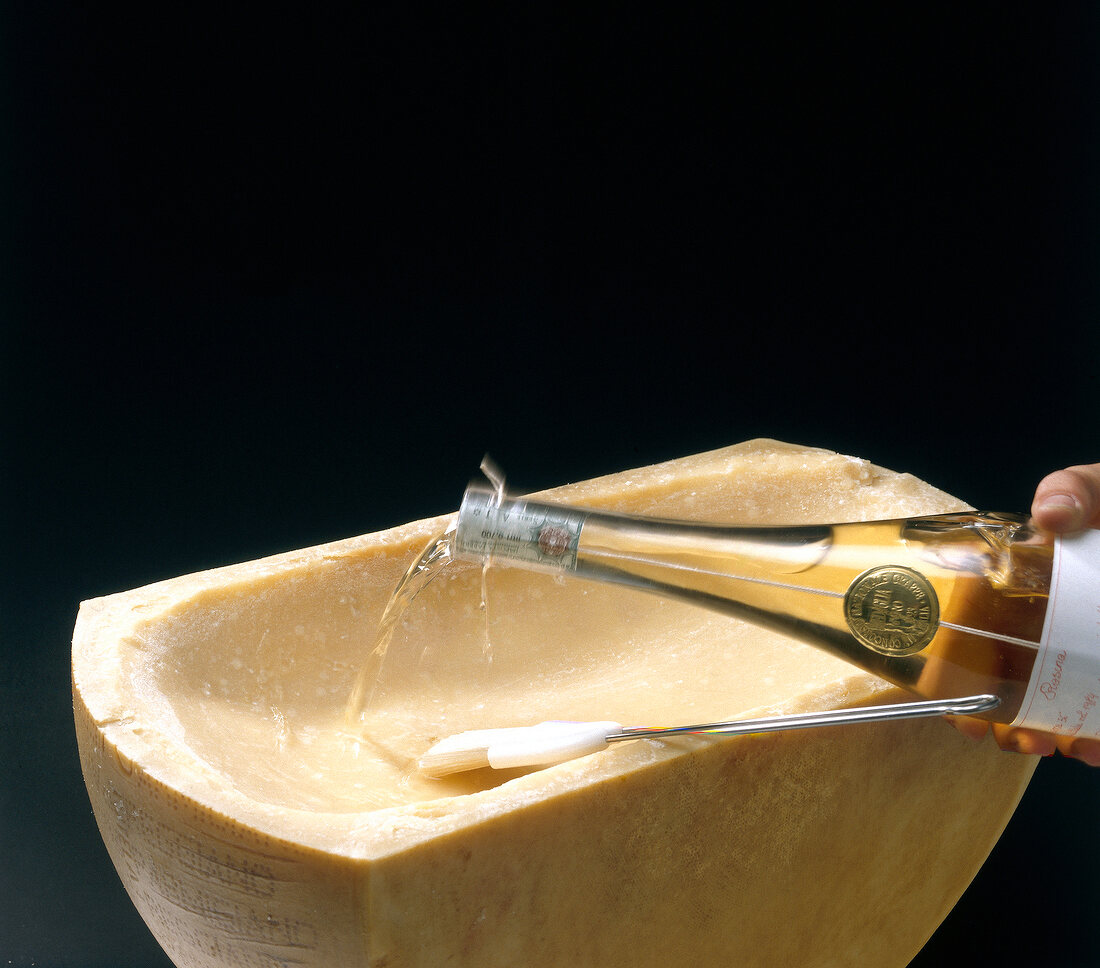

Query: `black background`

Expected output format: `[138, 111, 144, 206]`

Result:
[4, 4, 1100, 966]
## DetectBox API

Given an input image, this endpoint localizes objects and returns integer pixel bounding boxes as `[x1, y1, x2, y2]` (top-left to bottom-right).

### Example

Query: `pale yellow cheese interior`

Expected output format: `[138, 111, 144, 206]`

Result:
[73, 440, 1037, 968]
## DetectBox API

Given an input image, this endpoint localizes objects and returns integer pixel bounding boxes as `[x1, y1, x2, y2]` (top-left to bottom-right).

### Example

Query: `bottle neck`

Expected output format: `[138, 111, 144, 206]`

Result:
[454, 484, 834, 587]
[455, 486, 589, 573]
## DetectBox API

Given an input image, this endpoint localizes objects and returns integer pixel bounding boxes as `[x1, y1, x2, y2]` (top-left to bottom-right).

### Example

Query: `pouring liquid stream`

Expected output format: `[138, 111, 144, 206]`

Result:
[343, 526, 458, 730]
[344, 459, 507, 731]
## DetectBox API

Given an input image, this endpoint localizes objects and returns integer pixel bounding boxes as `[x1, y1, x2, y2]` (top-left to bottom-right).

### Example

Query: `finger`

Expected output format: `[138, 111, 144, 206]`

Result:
[944, 715, 990, 742]
[947, 719, 1100, 765]
[989, 723, 1058, 757]
[1031, 464, 1100, 533]
[1063, 737, 1100, 767]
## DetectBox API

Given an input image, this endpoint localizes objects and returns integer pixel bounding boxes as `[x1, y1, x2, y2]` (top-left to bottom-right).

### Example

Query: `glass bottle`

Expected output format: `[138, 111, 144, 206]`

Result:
[453, 483, 1100, 739]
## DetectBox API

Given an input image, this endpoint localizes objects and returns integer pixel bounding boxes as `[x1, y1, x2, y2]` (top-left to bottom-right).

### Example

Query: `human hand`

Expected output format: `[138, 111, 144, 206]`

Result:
[949, 462, 1100, 764]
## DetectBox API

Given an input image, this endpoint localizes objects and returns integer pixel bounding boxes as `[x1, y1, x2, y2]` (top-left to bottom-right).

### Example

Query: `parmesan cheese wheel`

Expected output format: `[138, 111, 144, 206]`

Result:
[72, 439, 1036, 967]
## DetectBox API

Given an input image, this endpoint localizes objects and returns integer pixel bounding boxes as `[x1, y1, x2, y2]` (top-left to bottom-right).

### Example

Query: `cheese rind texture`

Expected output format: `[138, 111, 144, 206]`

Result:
[73, 439, 1036, 967]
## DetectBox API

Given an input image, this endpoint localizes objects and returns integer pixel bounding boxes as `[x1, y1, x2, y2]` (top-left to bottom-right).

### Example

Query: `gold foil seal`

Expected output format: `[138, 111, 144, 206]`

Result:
[844, 565, 939, 656]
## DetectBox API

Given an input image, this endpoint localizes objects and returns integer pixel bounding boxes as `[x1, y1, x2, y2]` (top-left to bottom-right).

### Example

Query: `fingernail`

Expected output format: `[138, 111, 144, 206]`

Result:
[998, 732, 1029, 754]
[1039, 493, 1081, 513]
[1036, 494, 1084, 531]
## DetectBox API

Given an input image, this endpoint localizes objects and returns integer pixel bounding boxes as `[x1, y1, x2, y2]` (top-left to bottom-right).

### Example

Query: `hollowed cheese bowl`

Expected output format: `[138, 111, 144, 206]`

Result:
[72, 440, 1035, 967]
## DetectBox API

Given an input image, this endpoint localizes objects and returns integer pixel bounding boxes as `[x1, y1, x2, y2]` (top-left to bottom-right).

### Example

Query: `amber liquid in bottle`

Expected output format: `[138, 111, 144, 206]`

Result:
[454, 487, 1054, 725]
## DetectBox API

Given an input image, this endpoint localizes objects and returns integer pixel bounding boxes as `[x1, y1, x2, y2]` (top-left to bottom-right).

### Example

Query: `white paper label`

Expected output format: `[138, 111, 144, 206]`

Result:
[1012, 530, 1100, 739]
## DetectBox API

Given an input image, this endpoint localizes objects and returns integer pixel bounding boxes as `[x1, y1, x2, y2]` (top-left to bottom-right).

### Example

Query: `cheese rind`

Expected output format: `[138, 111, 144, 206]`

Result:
[73, 439, 1036, 967]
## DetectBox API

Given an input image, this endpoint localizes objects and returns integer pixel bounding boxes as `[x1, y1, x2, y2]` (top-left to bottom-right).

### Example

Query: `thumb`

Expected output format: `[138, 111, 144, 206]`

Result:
[1031, 464, 1100, 533]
